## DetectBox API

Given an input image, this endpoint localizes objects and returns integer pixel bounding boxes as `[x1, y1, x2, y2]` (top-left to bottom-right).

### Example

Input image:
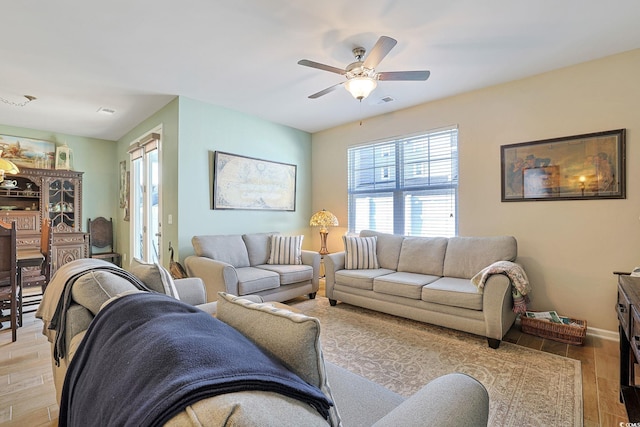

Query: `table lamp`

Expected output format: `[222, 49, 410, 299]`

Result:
[0, 150, 20, 183]
[309, 209, 339, 255]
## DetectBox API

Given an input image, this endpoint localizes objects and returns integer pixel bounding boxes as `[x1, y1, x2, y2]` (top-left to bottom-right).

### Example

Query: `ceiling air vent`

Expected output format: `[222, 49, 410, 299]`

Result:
[97, 107, 116, 115]
[376, 96, 395, 105]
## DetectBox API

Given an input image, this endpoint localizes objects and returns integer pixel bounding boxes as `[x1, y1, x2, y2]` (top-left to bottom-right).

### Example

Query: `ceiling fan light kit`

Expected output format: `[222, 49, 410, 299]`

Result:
[298, 36, 430, 101]
[345, 76, 377, 100]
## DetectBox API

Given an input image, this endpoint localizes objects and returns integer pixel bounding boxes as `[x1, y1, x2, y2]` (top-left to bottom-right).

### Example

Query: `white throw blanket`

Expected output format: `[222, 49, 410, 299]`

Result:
[471, 261, 531, 313]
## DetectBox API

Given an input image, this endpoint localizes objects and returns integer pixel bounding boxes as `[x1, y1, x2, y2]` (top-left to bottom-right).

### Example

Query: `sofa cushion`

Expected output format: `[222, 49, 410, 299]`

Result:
[236, 267, 280, 295]
[257, 264, 313, 285]
[373, 272, 441, 300]
[360, 230, 404, 270]
[397, 237, 448, 276]
[130, 258, 180, 299]
[192, 234, 250, 268]
[335, 268, 395, 291]
[166, 391, 330, 427]
[343, 236, 379, 269]
[216, 293, 340, 426]
[268, 235, 303, 265]
[243, 232, 278, 266]
[421, 277, 483, 310]
[443, 236, 517, 279]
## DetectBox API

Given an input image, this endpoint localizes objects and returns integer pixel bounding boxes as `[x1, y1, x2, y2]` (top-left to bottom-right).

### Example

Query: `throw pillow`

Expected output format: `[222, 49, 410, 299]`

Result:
[267, 235, 303, 265]
[343, 236, 379, 270]
[243, 232, 279, 266]
[216, 292, 341, 427]
[130, 258, 180, 300]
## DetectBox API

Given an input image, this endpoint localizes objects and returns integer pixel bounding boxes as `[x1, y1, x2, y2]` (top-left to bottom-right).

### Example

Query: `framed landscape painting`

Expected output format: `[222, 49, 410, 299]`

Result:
[0, 134, 55, 169]
[213, 151, 297, 211]
[501, 129, 625, 201]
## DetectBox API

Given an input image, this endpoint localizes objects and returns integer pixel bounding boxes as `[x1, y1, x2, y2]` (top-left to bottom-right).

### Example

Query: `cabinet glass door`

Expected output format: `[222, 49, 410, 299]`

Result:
[48, 178, 76, 229]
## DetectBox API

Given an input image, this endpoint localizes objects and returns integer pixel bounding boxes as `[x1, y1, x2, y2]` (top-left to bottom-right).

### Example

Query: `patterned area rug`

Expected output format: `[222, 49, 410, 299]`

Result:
[289, 297, 583, 427]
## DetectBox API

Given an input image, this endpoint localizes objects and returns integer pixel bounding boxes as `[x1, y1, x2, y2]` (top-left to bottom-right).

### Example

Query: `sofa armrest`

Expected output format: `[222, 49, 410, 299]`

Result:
[373, 373, 489, 427]
[174, 277, 207, 306]
[64, 303, 93, 358]
[184, 256, 239, 302]
[324, 252, 345, 299]
[482, 274, 517, 340]
[301, 250, 321, 287]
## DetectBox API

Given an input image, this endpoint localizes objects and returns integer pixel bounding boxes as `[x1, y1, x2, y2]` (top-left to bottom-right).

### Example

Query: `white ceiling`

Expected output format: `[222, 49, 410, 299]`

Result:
[2, 1, 640, 141]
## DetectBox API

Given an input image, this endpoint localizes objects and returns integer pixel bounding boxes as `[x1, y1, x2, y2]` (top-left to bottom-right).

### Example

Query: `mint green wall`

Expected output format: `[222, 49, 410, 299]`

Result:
[0, 124, 117, 230]
[177, 97, 313, 259]
[115, 96, 313, 267]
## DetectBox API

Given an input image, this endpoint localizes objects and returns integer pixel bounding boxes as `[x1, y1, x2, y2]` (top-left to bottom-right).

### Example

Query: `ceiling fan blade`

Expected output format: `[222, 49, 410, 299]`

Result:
[363, 36, 397, 69]
[298, 59, 346, 75]
[308, 82, 344, 99]
[378, 70, 431, 81]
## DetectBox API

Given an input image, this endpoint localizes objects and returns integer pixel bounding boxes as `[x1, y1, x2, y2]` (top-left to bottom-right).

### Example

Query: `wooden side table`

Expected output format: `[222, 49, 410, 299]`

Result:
[616, 273, 640, 422]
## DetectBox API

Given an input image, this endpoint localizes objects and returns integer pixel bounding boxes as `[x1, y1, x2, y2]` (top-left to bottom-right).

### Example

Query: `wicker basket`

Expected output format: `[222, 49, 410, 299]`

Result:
[520, 315, 587, 345]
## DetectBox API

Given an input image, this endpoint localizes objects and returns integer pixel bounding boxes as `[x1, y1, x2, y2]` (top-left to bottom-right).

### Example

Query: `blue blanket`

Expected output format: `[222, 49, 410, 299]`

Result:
[59, 292, 332, 426]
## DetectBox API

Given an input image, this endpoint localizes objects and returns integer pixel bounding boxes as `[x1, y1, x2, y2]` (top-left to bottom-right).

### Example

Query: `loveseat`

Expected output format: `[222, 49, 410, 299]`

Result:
[324, 230, 523, 349]
[37, 258, 490, 426]
[185, 232, 320, 303]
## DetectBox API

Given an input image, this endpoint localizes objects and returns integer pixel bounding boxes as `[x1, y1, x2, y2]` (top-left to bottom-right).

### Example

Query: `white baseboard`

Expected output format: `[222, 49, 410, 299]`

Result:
[586, 326, 618, 342]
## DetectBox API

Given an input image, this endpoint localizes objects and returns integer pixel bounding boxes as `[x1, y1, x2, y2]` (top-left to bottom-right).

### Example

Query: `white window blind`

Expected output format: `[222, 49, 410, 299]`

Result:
[347, 127, 458, 237]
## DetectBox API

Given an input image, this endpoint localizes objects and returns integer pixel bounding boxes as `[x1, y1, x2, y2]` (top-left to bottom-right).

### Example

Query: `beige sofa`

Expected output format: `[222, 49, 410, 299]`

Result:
[185, 232, 320, 303]
[38, 258, 490, 427]
[324, 230, 521, 348]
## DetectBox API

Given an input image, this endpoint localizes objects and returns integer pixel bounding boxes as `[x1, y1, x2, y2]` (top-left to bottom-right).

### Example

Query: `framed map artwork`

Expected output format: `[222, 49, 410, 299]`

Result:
[213, 151, 296, 211]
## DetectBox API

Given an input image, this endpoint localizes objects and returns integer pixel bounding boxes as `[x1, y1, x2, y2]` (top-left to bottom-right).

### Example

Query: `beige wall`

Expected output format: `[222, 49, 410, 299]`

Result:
[311, 48, 640, 333]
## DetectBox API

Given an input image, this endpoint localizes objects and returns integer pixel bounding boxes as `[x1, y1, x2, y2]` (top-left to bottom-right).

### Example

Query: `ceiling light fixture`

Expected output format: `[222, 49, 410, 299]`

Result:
[344, 77, 378, 100]
[0, 95, 37, 107]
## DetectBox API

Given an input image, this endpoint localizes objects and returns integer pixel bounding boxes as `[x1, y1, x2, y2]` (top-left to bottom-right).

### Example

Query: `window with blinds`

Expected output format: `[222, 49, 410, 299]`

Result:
[347, 127, 458, 237]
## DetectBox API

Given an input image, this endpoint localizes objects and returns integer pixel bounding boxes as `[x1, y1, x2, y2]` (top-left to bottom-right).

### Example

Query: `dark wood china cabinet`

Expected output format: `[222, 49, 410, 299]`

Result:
[0, 167, 88, 278]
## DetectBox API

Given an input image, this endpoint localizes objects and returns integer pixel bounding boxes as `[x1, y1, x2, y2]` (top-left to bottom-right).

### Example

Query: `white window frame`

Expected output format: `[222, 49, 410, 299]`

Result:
[347, 126, 459, 237]
[128, 129, 162, 263]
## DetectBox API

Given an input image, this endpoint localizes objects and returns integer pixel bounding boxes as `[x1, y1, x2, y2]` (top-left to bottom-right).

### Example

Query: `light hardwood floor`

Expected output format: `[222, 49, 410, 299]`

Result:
[0, 305, 630, 426]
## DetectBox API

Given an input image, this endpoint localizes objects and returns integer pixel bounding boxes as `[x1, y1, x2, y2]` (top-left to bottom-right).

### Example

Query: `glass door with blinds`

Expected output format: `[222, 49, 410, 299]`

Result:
[347, 127, 459, 237]
[129, 132, 161, 264]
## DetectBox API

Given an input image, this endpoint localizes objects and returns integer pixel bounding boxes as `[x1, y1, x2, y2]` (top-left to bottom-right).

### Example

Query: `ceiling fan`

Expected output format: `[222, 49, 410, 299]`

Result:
[298, 36, 430, 101]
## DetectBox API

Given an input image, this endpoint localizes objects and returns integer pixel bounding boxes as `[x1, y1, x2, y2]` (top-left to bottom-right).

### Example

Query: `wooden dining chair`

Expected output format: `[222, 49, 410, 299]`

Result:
[88, 217, 121, 267]
[0, 220, 19, 342]
[20, 218, 53, 324]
